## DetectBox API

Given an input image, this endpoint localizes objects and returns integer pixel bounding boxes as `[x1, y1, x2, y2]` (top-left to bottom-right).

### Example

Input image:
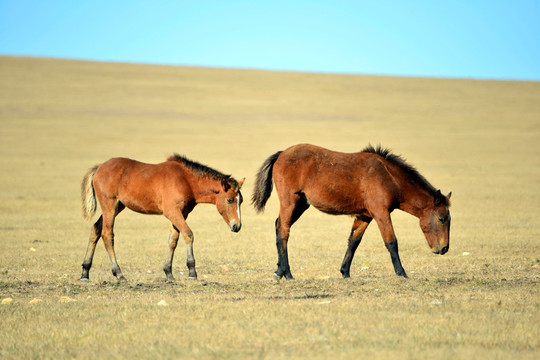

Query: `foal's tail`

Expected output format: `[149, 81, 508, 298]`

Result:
[251, 151, 282, 213]
[81, 165, 99, 221]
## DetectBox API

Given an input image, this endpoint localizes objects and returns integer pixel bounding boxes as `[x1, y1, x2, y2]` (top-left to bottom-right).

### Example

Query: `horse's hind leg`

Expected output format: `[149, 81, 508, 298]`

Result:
[80, 215, 103, 281]
[101, 202, 127, 281]
[274, 193, 310, 281]
[340, 215, 372, 278]
[163, 224, 179, 282]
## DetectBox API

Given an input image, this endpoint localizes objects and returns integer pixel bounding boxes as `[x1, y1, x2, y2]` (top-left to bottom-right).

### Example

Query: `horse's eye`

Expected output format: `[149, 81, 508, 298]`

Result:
[227, 198, 233, 204]
[438, 217, 445, 223]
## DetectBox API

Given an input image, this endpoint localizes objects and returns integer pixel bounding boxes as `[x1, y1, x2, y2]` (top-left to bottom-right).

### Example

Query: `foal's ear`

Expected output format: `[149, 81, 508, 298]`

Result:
[237, 178, 245, 189]
[221, 178, 231, 192]
[447, 192, 452, 199]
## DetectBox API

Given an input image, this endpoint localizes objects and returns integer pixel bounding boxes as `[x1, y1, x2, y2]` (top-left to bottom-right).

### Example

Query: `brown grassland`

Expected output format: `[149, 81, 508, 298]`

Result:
[0, 56, 539, 359]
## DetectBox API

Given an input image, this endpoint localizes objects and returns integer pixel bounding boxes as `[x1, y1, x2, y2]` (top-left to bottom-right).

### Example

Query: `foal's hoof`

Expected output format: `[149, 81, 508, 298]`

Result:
[274, 273, 295, 282]
[80, 277, 89, 282]
[188, 276, 198, 281]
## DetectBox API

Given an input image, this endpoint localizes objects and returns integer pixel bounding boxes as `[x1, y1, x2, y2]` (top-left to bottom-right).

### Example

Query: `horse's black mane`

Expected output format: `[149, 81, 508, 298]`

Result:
[361, 144, 448, 205]
[168, 154, 239, 191]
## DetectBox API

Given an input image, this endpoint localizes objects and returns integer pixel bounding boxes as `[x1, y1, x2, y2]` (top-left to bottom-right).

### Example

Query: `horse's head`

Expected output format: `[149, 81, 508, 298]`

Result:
[215, 177, 245, 232]
[419, 190, 452, 255]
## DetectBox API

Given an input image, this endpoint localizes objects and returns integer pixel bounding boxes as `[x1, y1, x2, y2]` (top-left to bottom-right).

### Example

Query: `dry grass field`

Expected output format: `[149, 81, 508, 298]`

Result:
[0, 56, 539, 359]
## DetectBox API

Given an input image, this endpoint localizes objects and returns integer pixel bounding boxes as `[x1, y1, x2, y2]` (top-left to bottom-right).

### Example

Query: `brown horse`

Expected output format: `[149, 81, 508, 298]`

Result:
[252, 143, 451, 280]
[80, 154, 244, 281]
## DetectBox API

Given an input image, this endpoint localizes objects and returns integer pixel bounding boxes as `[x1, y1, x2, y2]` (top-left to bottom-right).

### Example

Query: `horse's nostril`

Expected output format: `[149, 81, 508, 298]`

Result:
[440, 245, 449, 255]
[231, 223, 242, 232]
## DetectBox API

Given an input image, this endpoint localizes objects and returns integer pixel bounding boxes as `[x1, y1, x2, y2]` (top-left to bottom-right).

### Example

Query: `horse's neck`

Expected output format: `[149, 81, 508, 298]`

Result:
[189, 176, 220, 204]
[399, 189, 432, 218]
[390, 169, 433, 218]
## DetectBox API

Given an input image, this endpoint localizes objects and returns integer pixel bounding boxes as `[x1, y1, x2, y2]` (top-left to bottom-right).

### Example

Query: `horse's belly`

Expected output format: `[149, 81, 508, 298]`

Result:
[307, 192, 363, 216]
[120, 197, 163, 215]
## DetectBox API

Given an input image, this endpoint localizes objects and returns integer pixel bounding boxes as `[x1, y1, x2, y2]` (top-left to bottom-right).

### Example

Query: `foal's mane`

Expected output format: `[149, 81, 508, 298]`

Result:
[167, 154, 240, 191]
[362, 145, 449, 206]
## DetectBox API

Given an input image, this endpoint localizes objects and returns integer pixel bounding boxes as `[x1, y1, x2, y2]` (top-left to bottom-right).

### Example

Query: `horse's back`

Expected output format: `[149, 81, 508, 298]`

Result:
[93, 157, 141, 191]
[274, 144, 377, 183]
[93, 157, 189, 214]
[273, 144, 396, 215]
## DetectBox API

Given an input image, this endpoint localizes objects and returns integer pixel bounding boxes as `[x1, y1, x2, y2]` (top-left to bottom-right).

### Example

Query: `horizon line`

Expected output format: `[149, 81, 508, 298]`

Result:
[2, 53, 539, 83]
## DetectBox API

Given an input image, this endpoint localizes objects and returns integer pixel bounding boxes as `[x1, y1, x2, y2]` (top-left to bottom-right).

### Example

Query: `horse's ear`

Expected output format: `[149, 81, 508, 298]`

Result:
[221, 178, 231, 192]
[237, 178, 245, 189]
[434, 190, 443, 206]
[434, 190, 451, 207]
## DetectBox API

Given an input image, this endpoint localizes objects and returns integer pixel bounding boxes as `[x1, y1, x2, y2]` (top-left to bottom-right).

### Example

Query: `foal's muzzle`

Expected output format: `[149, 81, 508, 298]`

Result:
[230, 222, 242, 232]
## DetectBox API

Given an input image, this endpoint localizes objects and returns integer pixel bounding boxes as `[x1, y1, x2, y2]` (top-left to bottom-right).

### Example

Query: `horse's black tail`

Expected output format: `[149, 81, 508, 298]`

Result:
[251, 151, 282, 213]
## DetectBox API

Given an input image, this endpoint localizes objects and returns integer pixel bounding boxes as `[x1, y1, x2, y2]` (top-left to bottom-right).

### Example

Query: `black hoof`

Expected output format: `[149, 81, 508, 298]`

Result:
[396, 271, 408, 278]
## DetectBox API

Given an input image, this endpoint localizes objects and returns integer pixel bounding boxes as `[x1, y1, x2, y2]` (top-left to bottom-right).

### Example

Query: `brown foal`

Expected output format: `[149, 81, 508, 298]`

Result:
[80, 154, 244, 281]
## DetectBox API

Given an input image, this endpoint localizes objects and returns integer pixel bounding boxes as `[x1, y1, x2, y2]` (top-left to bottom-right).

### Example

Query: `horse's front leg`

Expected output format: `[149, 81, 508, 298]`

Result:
[183, 227, 197, 280]
[164, 209, 197, 280]
[374, 212, 408, 278]
[163, 224, 180, 282]
[340, 215, 372, 278]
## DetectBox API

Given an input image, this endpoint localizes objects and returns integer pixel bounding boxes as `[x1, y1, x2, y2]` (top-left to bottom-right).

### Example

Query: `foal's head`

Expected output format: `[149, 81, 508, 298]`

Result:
[215, 177, 245, 232]
[419, 190, 452, 255]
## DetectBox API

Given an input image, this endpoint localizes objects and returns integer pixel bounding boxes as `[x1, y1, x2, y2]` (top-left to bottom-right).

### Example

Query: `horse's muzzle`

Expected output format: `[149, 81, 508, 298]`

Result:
[230, 223, 242, 232]
[433, 244, 449, 255]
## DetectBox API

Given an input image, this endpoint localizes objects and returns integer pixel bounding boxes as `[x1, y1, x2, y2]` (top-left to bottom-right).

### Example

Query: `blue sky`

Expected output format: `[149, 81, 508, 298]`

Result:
[1, 0, 539, 80]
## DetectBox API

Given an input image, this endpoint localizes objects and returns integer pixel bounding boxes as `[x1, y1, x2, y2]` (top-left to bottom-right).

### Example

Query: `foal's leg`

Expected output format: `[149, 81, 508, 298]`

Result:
[373, 212, 407, 278]
[101, 202, 126, 281]
[80, 215, 103, 281]
[163, 224, 180, 282]
[340, 215, 372, 278]
[274, 194, 310, 281]
[184, 228, 197, 280]
[164, 210, 197, 280]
